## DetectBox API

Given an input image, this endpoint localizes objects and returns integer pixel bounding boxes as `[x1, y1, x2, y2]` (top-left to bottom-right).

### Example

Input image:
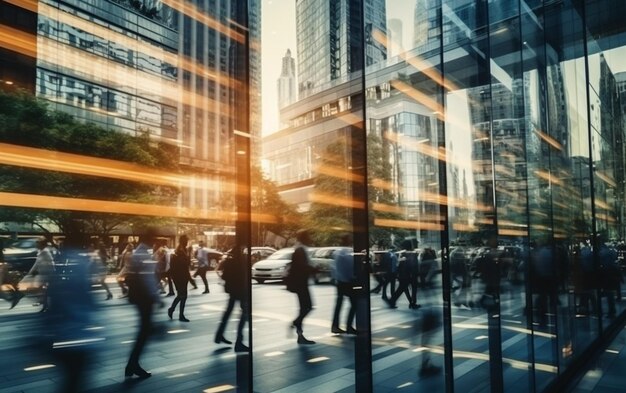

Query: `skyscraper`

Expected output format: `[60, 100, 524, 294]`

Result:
[296, 0, 386, 98]
[277, 49, 296, 109]
[387, 18, 403, 58]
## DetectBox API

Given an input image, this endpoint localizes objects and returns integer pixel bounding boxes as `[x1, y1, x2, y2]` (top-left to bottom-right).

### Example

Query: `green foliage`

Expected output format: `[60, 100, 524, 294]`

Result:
[0, 89, 180, 237]
[251, 165, 302, 245]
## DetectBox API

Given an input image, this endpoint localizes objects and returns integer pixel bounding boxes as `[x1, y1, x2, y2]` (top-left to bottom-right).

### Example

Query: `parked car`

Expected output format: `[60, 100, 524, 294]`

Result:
[249, 247, 278, 264]
[251, 247, 315, 284]
[2, 238, 41, 273]
[309, 246, 350, 284]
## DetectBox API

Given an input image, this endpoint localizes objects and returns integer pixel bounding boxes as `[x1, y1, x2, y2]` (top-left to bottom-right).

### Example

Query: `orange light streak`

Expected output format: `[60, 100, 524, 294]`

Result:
[374, 218, 443, 231]
[0, 25, 37, 58]
[384, 132, 447, 162]
[533, 129, 563, 151]
[595, 171, 617, 188]
[371, 202, 403, 214]
[309, 192, 366, 209]
[0, 192, 277, 224]
[390, 80, 444, 120]
[316, 164, 365, 183]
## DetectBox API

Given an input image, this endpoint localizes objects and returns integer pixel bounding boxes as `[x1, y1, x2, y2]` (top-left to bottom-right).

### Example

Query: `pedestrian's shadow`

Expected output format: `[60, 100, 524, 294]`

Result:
[212, 347, 232, 355]
[121, 377, 151, 389]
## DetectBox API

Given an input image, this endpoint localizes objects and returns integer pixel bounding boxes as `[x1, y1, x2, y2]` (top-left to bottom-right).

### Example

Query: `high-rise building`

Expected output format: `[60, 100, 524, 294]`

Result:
[296, 0, 386, 98]
[277, 49, 296, 109]
[387, 18, 403, 58]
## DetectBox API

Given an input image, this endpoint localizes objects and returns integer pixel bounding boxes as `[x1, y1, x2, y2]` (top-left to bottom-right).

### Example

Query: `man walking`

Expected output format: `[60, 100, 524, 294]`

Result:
[331, 234, 356, 334]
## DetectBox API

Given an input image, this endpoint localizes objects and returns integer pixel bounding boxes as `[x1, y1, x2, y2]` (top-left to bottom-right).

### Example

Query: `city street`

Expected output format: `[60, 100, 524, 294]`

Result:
[0, 272, 580, 392]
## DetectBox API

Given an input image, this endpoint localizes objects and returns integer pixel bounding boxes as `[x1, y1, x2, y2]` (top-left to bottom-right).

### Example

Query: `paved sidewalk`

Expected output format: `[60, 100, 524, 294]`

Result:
[570, 326, 626, 393]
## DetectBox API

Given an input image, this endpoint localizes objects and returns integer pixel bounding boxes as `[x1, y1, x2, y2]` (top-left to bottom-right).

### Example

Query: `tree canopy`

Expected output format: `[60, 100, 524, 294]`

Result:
[0, 90, 180, 238]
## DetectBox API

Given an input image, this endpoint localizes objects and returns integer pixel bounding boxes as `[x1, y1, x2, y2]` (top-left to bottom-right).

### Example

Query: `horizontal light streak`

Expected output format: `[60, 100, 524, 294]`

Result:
[24, 364, 56, 371]
[384, 132, 446, 162]
[534, 170, 562, 186]
[0, 192, 279, 224]
[0, 142, 190, 187]
[316, 164, 365, 183]
[371, 202, 403, 214]
[391, 80, 444, 121]
[498, 228, 528, 237]
[307, 356, 329, 363]
[309, 192, 366, 210]
[0, 25, 37, 58]
[452, 223, 479, 232]
[370, 177, 395, 191]
[594, 198, 611, 210]
[52, 337, 105, 349]
[203, 385, 235, 393]
[533, 129, 563, 151]
[374, 218, 443, 231]
[264, 351, 284, 357]
[167, 329, 190, 334]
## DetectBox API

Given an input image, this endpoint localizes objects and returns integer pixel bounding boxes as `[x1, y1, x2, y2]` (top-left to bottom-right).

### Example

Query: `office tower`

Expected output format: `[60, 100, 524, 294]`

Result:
[387, 18, 403, 58]
[296, 0, 386, 98]
[277, 49, 296, 109]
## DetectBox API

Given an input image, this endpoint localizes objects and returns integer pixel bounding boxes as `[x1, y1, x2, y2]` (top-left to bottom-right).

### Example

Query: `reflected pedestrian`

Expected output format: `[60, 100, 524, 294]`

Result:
[125, 229, 162, 378]
[386, 239, 417, 309]
[288, 229, 317, 344]
[116, 243, 133, 298]
[168, 235, 191, 322]
[13, 237, 54, 311]
[214, 247, 249, 352]
[45, 235, 98, 393]
[331, 234, 356, 334]
[193, 241, 210, 294]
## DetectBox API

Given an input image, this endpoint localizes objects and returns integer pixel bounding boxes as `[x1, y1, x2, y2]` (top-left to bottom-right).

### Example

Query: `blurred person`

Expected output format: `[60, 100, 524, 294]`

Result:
[193, 241, 210, 293]
[116, 243, 134, 298]
[597, 235, 620, 318]
[414, 250, 442, 378]
[331, 234, 356, 334]
[124, 229, 163, 378]
[154, 239, 174, 296]
[450, 246, 471, 309]
[168, 235, 191, 322]
[386, 239, 418, 309]
[215, 247, 249, 352]
[44, 235, 99, 393]
[13, 237, 55, 311]
[88, 241, 113, 300]
[287, 229, 317, 344]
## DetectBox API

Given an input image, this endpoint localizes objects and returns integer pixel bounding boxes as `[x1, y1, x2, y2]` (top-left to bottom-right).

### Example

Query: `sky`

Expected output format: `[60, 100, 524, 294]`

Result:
[260, 0, 417, 136]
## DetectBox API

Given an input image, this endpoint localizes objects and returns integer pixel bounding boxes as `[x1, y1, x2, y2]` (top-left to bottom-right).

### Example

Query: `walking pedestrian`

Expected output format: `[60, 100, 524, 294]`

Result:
[287, 229, 317, 344]
[193, 241, 210, 293]
[168, 235, 191, 322]
[331, 234, 356, 334]
[214, 247, 249, 352]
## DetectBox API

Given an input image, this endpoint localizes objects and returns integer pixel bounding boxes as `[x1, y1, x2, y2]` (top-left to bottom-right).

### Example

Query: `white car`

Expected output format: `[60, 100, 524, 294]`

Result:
[251, 247, 294, 284]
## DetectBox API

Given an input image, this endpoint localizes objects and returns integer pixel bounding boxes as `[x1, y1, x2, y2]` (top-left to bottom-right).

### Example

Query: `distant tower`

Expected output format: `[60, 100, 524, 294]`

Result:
[387, 18, 403, 58]
[277, 49, 297, 109]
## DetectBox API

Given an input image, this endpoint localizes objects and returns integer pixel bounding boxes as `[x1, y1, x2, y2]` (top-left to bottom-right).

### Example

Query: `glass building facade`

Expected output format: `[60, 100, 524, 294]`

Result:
[1, 0, 626, 392]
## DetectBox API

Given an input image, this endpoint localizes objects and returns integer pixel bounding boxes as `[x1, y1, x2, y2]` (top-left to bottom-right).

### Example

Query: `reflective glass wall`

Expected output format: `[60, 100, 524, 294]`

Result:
[2, 0, 626, 392]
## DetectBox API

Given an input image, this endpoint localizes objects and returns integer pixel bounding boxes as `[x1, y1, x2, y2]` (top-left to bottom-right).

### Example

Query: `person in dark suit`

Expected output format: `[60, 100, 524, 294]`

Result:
[168, 235, 191, 322]
[125, 229, 162, 379]
[214, 247, 249, 352]
[290, 229, 317, 344]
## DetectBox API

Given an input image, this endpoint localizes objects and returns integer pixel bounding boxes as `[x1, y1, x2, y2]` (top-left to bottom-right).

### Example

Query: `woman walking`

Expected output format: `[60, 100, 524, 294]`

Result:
[168, 235, 191, 322]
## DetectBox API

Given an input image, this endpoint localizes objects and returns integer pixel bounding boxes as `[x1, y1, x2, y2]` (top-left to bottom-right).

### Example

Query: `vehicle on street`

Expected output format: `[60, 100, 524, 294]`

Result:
[251, 247, 315, 284]
[309, 246, 350, 284]
[3, 238, 42, 273]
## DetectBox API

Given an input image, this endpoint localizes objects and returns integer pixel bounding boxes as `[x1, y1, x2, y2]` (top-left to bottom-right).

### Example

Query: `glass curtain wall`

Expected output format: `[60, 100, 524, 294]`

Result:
[2, 0, 626, 392]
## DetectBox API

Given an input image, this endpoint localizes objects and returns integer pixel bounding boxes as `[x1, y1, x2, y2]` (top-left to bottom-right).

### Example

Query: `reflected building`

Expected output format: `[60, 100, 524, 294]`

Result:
[277, 49, 296, 109]
[28, 0, 261, 218]
[296, 0, 386, 98]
